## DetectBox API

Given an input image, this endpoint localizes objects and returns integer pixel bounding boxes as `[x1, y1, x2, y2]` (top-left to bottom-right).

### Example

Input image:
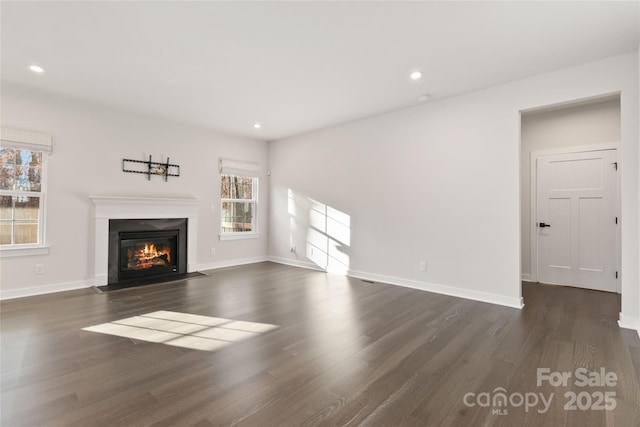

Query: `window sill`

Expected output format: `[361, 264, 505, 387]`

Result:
[0, 244, 50, 258]
[219, 233, 260, 241]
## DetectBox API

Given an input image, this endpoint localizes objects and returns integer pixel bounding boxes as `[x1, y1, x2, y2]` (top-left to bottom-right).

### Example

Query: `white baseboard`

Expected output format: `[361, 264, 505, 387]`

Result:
[618, 313, 640, 338]
[521, 273, 536, 282]
[348, 269, 524, 309]
[267, 258, 524, 309]
[0, 279, 93, 300]
[1, 258, 526, 312]
[94, 273, 108, 287]
[268, 256, 326, 272]
[197, 256, 270, 272]
[1, 256, 271, 301]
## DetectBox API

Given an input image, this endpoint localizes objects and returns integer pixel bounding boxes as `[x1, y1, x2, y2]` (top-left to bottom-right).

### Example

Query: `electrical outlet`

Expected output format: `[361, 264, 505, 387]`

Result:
[419, 261, 427, 271]
[290, 246, 296, 253]
[35, 264, 45, 275]
[210, 247, 216, 255]
[308, 247, 314, 256]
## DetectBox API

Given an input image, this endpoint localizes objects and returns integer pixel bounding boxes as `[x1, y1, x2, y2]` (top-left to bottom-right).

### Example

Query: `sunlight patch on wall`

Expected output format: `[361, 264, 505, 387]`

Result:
[82, 310, 278, 352]
[287, 188, 297, 216]
[326, 206, 351, 246]
[308, 197, 351, 274]
[287, 189, 352, 274]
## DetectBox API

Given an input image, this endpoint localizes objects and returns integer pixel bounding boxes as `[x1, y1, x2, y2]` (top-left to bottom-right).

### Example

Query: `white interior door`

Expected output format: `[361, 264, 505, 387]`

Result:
[536, 149, 617, 292]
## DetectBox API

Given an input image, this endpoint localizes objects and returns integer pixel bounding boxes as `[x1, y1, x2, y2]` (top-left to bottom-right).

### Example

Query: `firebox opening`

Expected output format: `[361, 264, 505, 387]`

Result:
[125, 241, 172, 270]
[118, 231, 178, 281]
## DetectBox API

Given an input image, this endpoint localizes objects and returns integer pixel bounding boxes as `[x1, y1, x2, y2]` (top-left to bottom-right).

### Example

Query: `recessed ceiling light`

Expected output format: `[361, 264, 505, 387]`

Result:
[410, 71, 422, 80]
[253, 123, 262, 129]
[29, 64, 45, 73]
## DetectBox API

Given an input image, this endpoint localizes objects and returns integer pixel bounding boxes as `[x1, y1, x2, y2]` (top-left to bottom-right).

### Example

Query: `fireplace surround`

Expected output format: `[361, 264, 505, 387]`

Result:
[90, 196, 199, 287]
[108, 218, 187, 284]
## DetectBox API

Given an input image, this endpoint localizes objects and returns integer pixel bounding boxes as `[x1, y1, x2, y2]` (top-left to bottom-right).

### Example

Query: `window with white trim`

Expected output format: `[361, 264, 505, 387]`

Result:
[220, 175, 257, 234]
[219, 159, 259, 239]
[0, 127, 51, 249]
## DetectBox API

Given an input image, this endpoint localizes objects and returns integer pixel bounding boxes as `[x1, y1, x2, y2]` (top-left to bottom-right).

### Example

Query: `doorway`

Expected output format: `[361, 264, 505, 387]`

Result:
[520, 95, 621, 293]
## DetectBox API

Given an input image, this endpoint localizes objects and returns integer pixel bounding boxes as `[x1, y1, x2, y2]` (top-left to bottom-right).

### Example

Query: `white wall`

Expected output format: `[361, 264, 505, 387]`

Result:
[0, 82, 269, 298]
[520, 98, 621, 279]
[2, 53, 638, 333]
[269, 52, 639, 319]
[637, 44, 640, 336]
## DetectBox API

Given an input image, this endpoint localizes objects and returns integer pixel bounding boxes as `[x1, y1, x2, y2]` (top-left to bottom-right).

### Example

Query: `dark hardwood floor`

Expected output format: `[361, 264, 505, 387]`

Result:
[2, 262, 639, 426]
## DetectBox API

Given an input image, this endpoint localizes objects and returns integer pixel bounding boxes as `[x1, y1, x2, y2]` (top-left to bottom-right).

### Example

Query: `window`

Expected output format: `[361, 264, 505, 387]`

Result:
[219, 158, 260, 240]
[220, 174, 257, 235]
[0, 127, 51, 255]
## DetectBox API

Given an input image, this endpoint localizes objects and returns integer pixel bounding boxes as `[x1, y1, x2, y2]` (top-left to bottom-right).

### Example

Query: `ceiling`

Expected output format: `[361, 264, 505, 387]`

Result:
[1, 1, 639, 141]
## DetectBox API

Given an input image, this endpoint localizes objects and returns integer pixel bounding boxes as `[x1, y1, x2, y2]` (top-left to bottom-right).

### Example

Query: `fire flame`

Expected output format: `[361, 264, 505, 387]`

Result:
[127, 242, 171, 270]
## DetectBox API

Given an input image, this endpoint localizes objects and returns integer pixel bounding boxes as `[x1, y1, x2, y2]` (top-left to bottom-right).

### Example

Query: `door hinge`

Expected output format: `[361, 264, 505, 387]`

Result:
[612, 162, 618, 170]
[615, 217, 618, 224]
[616, 271, 619, 279]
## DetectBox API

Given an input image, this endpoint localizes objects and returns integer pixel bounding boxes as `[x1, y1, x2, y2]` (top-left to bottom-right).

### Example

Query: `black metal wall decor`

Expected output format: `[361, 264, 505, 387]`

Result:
[122, 155, 180, 181]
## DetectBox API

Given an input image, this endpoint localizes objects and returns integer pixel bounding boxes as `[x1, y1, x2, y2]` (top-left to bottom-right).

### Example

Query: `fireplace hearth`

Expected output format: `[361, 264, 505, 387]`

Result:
[108, 218, 187, 285]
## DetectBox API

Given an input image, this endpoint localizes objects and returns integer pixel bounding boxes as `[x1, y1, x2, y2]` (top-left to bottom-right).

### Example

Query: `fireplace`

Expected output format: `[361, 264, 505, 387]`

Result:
[90, 196, 199, 287]
[108, 218, 187, 285]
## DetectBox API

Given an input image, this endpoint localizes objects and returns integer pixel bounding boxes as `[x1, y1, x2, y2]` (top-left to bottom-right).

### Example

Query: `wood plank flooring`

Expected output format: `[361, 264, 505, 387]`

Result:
[1, 262, 639, 426]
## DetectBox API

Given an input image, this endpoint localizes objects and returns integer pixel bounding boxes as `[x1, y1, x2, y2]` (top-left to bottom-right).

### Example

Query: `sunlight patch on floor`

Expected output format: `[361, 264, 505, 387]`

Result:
[82, 310, 278, 352]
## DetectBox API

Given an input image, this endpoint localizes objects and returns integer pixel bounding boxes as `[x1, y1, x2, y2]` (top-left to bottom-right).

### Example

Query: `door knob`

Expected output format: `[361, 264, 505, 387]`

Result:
[538, 222, 551, 228]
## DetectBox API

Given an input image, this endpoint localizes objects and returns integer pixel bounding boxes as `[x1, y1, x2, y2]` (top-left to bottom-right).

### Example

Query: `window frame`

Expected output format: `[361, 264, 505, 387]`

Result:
[219, 173, 259, 241]
[0, 128, 51, 257]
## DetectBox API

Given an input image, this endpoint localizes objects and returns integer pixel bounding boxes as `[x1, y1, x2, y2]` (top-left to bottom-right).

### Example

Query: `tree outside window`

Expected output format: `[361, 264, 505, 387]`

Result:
[0, 147, 44, 246]
[220, 174, 257, 234]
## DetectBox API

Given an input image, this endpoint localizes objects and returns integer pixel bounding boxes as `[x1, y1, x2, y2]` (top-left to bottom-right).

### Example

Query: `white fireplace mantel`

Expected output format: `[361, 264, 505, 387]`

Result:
[90, 196, 200, 286]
